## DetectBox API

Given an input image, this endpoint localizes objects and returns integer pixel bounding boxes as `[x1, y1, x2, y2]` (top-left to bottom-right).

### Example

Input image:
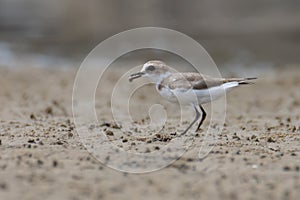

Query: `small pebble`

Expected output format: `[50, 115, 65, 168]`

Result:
[53, 160, 58, 167]
[0, 182, 7, 190]
[105, 130, 114, 136]
[252, 164, 258, 169]
[37, 160, 43, 165]
[251, 135, 257, 140]
[232, 133, 241, 140]
[30, 114, 36, 120]
[45, 107, 53, 115]
[111, 123, 121, 129]
[283, 166, 291, 171]
[28, 139, 35, 143]
[56, 140, 64, 145]
[100, 122, 110, 127]
[267, 137, 276, 143]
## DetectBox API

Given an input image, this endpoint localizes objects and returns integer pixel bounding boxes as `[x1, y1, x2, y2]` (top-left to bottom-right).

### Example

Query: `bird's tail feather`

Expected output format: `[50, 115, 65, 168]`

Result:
[225, 77, 257, 85]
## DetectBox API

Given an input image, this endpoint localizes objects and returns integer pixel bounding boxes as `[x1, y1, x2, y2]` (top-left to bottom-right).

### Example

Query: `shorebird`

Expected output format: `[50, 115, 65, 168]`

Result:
[129, 60, 256, 135]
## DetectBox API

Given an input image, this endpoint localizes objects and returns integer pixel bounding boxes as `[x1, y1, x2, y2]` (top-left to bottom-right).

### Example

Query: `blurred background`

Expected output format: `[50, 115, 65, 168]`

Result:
[0, 0, 299, 69]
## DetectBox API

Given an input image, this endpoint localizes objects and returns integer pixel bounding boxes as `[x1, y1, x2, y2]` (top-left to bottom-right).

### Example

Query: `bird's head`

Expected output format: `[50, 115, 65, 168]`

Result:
[129, 60, 171, 82]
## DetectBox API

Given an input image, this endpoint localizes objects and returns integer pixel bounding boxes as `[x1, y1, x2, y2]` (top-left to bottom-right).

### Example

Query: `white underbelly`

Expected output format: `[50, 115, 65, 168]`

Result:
[157, 83, 237, 105]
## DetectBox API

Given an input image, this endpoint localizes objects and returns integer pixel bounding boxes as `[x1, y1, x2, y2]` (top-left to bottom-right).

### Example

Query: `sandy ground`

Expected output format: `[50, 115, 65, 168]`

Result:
[0, 65, 300, 200]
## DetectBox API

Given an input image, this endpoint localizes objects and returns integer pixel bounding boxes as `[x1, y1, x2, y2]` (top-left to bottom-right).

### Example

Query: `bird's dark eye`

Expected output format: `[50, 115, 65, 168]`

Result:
[147, 65, 155, 71]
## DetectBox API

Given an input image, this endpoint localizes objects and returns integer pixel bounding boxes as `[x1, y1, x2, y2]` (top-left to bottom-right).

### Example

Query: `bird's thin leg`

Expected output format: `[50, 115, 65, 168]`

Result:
[195, 105, 207, 132]
[180, 105, 200, 136]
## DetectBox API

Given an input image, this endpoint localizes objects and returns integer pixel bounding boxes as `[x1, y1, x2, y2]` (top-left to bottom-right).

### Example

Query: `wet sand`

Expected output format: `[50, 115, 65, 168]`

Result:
[0, 66, 300, 200]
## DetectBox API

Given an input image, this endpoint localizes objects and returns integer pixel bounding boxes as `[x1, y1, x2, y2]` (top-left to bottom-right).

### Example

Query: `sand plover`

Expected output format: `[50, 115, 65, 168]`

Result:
[129, 60, 256, 135]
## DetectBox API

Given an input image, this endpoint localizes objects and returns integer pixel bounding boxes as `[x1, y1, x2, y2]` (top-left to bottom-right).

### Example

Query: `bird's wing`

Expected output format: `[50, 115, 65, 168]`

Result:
[163, 73, 225, 90]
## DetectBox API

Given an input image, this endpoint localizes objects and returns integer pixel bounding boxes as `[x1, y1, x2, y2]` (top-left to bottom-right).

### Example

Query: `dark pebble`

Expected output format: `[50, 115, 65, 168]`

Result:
[260, 155, 266, 159]
[68, 132, 73, 137]
[251, 135, 257, 140]
[53, 160, 58, 167]
[100, 122, 110, 127]
[37, 160, 43, 165]
[0, 183, 7, 190]
[100, 122, 121, 129]
[30, 114, 36, 120]
[283, 166, 291, 171]
[56, 141, 64, 145]
[267, 137, 276, 143]
[232, 133, 241, 140]
[122, 138, 128, 143]
[105, 130, 114, 136]
[111, 123, 121, 129]
[28, 139, 35, 144]
[45, 107, 53, 115]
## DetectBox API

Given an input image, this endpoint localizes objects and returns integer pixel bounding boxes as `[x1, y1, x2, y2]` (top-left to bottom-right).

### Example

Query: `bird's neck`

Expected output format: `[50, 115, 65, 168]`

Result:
[151, 72, 172, 84]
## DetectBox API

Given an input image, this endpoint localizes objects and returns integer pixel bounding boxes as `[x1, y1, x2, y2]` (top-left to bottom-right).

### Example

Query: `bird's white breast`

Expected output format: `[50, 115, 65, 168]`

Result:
[156, 84, 178, 102]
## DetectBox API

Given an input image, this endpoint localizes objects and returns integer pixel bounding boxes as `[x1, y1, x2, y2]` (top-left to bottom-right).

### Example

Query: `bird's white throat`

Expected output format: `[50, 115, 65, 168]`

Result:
[145, 71, 172, 84]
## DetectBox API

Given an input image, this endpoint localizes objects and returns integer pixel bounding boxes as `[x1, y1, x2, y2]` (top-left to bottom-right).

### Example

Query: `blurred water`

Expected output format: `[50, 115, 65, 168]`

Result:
[221, 50, 274, 77]
[0, 42, 17, 67]
[0, 0, 299, 66]
[0, 42, 74, 69]
[0, 40, 275, 80]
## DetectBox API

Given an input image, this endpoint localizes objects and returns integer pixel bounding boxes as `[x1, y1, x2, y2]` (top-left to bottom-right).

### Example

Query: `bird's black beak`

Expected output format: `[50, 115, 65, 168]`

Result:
[129, 72, 145, 82]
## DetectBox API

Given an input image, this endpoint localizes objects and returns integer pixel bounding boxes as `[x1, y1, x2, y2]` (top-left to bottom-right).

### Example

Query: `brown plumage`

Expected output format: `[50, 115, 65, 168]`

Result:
[158, 72, 256, 91]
